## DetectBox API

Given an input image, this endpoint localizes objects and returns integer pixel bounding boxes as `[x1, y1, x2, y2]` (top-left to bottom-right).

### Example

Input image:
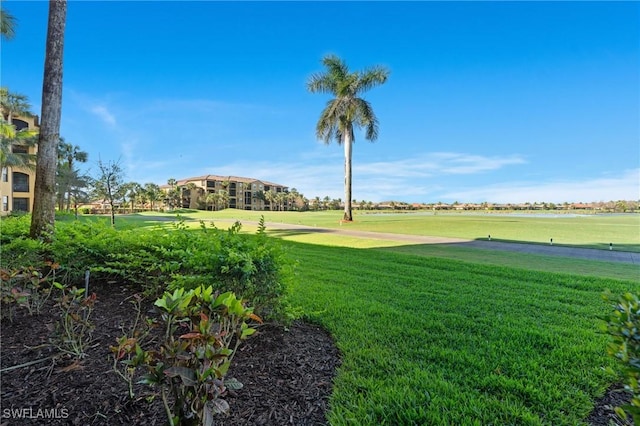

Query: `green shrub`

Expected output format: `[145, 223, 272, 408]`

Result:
[0, 214, 32, 245]
[0, 236, 46, 270]
[100, 219, 294, 320]
[601, 290, 640, 423]
[51, 219, 132, 283]
[1, 215, 293, 322]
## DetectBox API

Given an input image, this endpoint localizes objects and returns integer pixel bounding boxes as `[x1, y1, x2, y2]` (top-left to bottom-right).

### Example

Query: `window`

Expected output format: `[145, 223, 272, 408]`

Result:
[13, 197, 29, 212]
[2, 196, 7, 211]
[1, 167, 7, 182]
[12, 145, 28, 154]
[12, 172, 29, 192]
[12, 119, 28, 131]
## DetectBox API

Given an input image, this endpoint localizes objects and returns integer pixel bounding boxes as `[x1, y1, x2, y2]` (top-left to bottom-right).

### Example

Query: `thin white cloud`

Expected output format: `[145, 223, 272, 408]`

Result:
[355, 152, 526, 178]
[441, 169, 640, 203]
[90, 105, 116, 126]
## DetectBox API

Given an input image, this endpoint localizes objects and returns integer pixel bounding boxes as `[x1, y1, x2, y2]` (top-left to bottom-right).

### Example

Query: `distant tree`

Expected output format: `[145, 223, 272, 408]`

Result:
[57, 139, 88, 211]
[218, 189, 229, 210]
[205, 191, 217, 211]
[56, 164, 90, 214]
[92, 159, 124, 226]
[30, 0, 67, 240]
[265, 189, 277, 211]
[67, 174, 90, 219]
[616, 200, 628, 213]
[182, 182, 198, 209]
[307, 54, 389, 221]
[165, 178, 181, 210]
[322, 196, 330, 210]
[121, 181, 143, 213]
[143, 183, 162, 211]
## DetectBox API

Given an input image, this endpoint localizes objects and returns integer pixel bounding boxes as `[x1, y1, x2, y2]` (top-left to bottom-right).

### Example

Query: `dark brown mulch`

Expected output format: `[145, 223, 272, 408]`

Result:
[0, 281, 340, 425]
[587, 386, 635, 426]
[1, 281, 632, 425]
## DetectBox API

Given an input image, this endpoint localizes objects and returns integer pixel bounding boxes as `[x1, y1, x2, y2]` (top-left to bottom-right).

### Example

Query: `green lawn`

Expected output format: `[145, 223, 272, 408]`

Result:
[284, 242, 635, 425]
[113, 210, 640, 282]
[128, 209, 640, 252]
[70, 211, 639, 424]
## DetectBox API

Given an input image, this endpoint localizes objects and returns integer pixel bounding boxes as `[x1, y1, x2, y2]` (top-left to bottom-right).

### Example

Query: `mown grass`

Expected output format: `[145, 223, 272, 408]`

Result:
[111, 211, 639, 282]
[127, 210, 640, 252]
[284, 241, 636, 425]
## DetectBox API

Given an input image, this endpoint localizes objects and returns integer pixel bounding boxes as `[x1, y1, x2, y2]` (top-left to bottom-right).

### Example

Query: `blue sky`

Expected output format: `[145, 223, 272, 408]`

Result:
[2, 1, 638, 204]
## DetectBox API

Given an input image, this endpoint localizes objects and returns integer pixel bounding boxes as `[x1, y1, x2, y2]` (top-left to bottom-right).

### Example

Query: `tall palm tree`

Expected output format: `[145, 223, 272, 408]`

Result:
[30, 0, 67, 240]
[307, 54, 389, 221]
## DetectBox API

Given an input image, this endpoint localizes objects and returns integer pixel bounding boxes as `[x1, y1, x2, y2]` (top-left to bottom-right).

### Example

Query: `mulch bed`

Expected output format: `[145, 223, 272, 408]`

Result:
[1, 281, 340, 425]
[0, 281, 632, 425]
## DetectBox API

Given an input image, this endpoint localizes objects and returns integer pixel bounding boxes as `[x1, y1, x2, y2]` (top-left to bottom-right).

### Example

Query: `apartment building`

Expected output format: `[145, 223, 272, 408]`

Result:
[162, 175, 289, 211]
[0, 114, 39, 215]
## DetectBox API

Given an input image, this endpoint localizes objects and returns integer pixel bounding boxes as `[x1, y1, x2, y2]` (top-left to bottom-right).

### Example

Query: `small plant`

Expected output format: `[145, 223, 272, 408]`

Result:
[109, 293, 156, 399]
[0, 262, 59, 321]
[116, 286, 261, 425]
[0, 280, 30, 322]
[601, 290, 640, 424]
[51, 283, 97, 359]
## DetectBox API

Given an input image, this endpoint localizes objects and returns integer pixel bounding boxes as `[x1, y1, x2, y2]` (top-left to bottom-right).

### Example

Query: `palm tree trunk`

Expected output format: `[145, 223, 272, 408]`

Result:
[30, 0, 67, 241]
[343, 132, 353, 221]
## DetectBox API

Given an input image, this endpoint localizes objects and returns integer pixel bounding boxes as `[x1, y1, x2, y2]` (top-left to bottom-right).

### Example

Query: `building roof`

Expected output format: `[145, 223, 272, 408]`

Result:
[165, 175, 288, 189]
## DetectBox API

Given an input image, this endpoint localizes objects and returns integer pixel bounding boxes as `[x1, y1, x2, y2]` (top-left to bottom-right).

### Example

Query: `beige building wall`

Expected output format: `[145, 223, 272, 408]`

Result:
[0, 114, 39, 215]
[161, 175, 288, 211]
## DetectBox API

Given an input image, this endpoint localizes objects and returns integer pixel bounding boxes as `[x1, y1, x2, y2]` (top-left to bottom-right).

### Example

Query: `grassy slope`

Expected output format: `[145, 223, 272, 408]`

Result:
[284, 242, 635, 425]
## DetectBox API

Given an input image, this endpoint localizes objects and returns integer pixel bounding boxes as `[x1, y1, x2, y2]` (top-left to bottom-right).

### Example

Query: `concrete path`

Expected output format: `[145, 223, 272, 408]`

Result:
[253, 220, 640, 265]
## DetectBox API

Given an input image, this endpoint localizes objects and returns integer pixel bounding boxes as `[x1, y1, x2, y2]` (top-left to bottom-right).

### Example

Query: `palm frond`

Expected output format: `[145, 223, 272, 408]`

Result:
[354, 99, 379, 141]
[307, 73, 336, 94]
[0, 9, 16, 40]
[357, 66, 390, 94]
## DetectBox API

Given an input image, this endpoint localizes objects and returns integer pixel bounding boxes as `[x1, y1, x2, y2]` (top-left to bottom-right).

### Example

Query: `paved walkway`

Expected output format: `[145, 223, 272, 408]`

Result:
[252, 220, 640, 265]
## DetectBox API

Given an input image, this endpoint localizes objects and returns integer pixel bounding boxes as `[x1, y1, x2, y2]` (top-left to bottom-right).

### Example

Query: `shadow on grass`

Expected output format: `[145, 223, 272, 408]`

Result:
[467, 236, 640, 254]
